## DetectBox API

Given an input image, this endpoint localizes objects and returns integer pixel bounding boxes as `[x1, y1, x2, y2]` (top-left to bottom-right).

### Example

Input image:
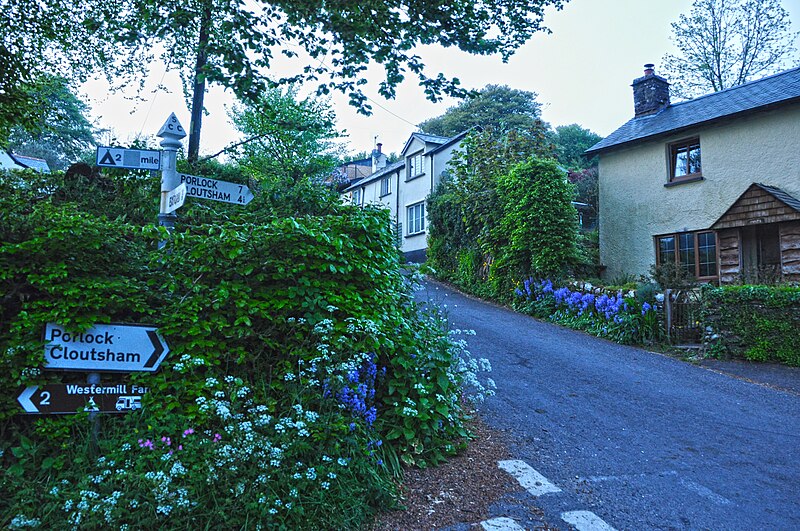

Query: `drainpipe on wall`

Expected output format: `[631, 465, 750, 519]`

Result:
[396, 168, 401, 247]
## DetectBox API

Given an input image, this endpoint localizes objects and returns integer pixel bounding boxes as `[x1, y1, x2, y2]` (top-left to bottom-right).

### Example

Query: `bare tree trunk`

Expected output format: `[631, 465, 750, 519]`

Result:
[188, 2, 212, 164]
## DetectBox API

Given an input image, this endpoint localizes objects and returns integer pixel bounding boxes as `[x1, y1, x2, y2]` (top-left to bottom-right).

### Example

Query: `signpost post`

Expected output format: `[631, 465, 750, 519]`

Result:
[156, 113, 187, 241]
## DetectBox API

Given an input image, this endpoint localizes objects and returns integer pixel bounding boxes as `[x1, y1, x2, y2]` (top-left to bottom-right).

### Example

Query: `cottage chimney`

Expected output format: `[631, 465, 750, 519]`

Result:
[632, 63, 670, 117]
[371, 142, 387, 173]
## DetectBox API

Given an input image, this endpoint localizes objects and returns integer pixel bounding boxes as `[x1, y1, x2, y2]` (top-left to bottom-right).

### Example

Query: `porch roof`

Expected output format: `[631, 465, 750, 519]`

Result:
[711, 183, 800, 230]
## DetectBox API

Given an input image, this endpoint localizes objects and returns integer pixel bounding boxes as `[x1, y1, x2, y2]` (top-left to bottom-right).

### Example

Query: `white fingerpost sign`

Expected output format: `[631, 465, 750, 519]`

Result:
[96, 147, 161, 170]
[156, 113, 187, 239]
[165, 183, 187, 214]
[43, 323, 170, 373]
[179, 173, 254, 205]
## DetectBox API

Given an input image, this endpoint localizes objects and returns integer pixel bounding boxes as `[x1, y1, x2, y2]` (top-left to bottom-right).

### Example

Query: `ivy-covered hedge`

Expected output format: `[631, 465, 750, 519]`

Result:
[702, 285, 800, 366]
[0, 170, 492, 528]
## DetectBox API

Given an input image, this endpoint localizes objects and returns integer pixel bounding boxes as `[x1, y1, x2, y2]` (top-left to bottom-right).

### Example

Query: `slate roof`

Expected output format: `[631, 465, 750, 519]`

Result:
[344, 130, 470, 192]
[755, 183, 800, 213]
[4, 152, 51, 173]
[586, 66, 800, 155]
[428, 129, 472, 155]
[400, 132, 450, 155]
[343, 160, 405, 192]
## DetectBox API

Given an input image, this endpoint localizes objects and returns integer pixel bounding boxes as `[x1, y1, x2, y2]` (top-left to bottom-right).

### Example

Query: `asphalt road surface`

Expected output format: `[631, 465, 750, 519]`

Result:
[416, 279, 800, 531]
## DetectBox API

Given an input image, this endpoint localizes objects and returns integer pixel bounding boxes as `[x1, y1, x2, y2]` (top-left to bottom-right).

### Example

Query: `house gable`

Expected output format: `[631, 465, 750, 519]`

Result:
[711, 183, 800, 230]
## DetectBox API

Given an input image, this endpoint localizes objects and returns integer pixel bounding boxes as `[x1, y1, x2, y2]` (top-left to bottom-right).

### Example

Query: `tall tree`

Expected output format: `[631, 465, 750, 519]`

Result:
[549, 123, 602, 171]
[117, 1, 566, 162]
[661, 0, 798, 99]
[419, 85, 544, 137]
[7, 76, 96, 171]
[230, 87, 342, 184]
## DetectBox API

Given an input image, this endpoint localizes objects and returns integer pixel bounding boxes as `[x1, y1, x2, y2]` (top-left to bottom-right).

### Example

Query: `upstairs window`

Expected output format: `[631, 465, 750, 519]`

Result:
[352, 188, 362, 206]
[668, 138, 701, 183]
[407, 152, 423, 180]
[380, 176, 391, 196]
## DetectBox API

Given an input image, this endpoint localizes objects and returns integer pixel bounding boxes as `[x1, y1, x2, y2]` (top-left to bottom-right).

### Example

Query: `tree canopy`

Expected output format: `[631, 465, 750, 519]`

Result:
[419, 85, 545, 137]
[116, 0, 568, 161]
[7, 76, 96, 171]
[0, 0, 127, 145]
[549, 123, 602, 171]
[2, 0, 567, 158]
[230, 87, 342, 184]
[661, 0, 798, 98]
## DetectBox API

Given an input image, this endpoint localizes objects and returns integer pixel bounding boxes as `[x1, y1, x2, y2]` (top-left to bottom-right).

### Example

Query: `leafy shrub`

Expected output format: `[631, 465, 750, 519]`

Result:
[702, 285, 800, 366]
[494, 158, 580, 294]
[427, 130, 570, 301]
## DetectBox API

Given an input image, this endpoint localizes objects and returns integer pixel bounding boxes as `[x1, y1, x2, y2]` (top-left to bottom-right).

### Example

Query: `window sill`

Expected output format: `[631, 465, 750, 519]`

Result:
[405, 231, 426, 238]
[405, 173, 426, 182]
[379, 193, 391, 198]
[665, 174, 704, 187]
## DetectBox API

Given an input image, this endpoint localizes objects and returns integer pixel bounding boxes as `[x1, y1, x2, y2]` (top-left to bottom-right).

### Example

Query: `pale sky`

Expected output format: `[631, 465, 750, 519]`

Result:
[81, 0, 800, 159]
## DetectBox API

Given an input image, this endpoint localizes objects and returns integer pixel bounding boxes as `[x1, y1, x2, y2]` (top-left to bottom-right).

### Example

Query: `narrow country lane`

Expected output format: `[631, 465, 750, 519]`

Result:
[415, 279, 800, 531]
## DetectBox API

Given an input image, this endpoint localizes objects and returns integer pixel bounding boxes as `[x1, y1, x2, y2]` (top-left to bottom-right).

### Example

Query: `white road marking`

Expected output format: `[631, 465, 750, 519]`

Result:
[498, 459, 562, 496]
[561, 510, 617, 531]
[679, 478, 733, 505]
[481, 517, 525, 530]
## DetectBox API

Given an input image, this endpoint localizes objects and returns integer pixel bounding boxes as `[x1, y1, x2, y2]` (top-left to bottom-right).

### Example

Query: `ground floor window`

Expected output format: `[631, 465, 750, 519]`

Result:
[655, 230, 717, 280]
[406, 202, 425, 235]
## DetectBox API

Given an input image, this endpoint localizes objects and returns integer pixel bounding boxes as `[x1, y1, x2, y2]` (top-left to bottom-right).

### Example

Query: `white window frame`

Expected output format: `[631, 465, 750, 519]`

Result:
[406, 202, 425, 236]
[407, 152, 423, 180]
[380, 176, 391, 196]
[352, 188, 363, 206]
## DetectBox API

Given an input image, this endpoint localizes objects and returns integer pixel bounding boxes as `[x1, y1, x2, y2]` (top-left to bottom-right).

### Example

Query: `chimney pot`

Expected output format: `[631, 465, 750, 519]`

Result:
[644, 63, 655, 76]
[377, 142, 382, 153]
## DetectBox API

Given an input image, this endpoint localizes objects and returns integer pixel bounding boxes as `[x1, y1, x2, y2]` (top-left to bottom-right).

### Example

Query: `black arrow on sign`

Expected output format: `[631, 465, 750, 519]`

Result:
[144, 330, 164, 369]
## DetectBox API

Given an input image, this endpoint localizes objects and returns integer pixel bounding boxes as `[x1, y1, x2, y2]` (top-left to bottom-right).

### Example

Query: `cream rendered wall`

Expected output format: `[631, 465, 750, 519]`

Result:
[361, 176, 391, 209]
[399, 137, 432, 256]
[599, 104, 800, 280]
[431, 142, 461, 189]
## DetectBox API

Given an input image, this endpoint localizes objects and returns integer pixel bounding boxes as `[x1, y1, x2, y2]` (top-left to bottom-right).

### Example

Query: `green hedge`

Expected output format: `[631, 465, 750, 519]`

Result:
[0, 170, 492, 528]
[702, 285, 800, 366]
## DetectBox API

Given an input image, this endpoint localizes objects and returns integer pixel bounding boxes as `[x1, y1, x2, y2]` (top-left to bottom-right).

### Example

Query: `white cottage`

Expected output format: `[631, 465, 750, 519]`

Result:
[344, 131, 469, 262]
